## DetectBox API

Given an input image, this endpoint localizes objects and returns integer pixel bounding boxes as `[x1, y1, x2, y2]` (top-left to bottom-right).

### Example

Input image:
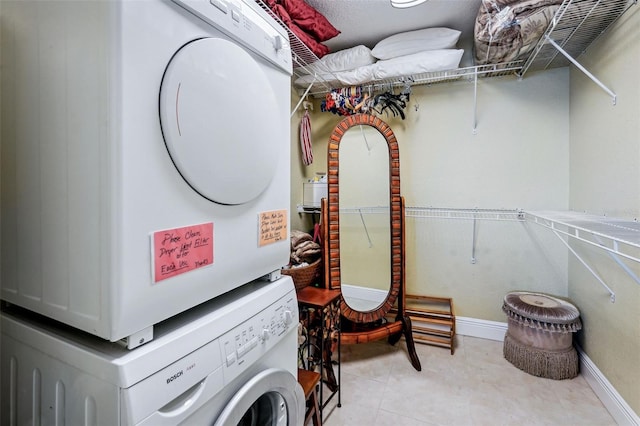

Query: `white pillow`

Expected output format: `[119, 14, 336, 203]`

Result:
[294, 73, 338, 87]
[294, 49, 463, 88]
[335, 63, 378, 86]
[371, 27, 461, 60]
[373, 49, 464, 79]
[293, 64, 377, 87]
[307, 45, 376, 74]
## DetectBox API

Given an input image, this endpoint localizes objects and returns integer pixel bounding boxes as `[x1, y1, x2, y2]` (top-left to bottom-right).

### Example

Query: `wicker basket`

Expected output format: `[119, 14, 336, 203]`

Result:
[281, 259, 321, 291]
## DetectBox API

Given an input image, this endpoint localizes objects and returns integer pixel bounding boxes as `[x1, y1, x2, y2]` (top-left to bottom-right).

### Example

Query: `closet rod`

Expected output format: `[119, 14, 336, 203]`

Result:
[545, 35, 617, 105]
[405, 207, 524, 221]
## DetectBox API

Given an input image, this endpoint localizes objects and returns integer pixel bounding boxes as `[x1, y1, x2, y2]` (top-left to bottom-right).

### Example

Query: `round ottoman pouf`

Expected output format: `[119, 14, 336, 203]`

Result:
[502, 292, 582, 380]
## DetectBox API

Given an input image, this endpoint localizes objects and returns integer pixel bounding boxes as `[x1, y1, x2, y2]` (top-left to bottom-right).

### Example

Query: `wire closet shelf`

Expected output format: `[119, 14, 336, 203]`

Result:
[405, 207, 524, 222]
[525, 211, 640, 262]
[256, 0, 636, 98]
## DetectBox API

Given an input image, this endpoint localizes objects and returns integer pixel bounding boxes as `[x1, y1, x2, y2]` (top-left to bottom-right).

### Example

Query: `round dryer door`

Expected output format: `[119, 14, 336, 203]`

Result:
[159, 37, 281, 205]
[213, 368, 305, 425]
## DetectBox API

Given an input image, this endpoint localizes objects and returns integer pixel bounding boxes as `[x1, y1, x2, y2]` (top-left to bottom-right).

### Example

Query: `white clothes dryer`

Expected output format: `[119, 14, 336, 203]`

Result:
[1, 276, 304, 425]
[0, 0, 292, 347]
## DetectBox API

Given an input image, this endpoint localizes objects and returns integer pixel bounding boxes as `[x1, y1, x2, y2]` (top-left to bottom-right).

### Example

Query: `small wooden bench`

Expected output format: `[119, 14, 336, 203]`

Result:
[298, 368, 322, 426]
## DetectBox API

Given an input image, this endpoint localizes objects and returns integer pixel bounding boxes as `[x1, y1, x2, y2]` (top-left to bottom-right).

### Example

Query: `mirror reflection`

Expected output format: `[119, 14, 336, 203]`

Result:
[339, 125, 391, 312]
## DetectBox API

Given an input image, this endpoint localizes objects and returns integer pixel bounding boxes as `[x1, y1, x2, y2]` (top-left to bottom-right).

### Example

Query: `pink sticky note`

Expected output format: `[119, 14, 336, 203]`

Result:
[153, 223, 214, 283]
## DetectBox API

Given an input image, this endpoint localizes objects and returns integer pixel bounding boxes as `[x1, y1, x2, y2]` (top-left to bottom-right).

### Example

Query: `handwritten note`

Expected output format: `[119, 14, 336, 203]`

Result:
[152, 223, 214, 283]
[259, 210, 287, 247]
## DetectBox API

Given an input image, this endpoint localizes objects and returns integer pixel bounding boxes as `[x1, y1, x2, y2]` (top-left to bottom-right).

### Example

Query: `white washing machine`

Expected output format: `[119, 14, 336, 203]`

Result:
[0, 0, 293, 348]
[1, 276, 304, 425]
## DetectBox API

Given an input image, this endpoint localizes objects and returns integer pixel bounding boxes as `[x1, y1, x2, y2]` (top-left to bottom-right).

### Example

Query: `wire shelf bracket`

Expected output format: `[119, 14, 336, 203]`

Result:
[544, 36, 617, 105]
[526, 211, 640, 303]
[551, 228, 616, 303]
[291, 74, 317, 117]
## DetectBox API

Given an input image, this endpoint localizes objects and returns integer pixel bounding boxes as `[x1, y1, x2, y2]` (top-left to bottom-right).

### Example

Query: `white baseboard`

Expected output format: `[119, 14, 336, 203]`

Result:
[455, 316, 507, 342]
[341, 284, 387, 302]
[455, 317, 638, 426]
[577, 345, 640, 426]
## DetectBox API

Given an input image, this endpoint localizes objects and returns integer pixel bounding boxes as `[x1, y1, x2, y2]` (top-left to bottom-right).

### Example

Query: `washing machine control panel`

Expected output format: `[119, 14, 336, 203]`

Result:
[219, 289, 298, 384]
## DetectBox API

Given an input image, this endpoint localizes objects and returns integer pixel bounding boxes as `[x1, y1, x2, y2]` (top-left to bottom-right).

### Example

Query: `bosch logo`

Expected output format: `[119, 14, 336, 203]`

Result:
[166, 370, 183, 384]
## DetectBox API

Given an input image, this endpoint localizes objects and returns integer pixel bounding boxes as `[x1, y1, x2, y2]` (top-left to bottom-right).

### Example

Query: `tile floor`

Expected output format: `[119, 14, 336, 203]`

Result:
[319, 336, 616, 426]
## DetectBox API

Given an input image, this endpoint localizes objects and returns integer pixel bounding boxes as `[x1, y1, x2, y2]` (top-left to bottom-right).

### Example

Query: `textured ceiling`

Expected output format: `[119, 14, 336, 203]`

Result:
[305, 0, 483, 65]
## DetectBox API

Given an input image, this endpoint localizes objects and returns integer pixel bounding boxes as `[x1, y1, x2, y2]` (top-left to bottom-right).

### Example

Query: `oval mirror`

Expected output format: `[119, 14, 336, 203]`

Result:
[339, 125, 390, 312]
[326, 114, 402, 324]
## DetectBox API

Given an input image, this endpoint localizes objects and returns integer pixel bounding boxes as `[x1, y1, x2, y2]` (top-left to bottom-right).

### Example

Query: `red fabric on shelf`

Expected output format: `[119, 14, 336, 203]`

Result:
[262, 0, 334, 58]
[287, 21, 330, 58]
[280, 0, 340, 42]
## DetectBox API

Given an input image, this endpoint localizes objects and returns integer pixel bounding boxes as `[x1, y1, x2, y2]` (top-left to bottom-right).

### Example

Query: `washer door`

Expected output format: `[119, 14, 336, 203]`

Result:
[213, 368, 304, 425]
[159, 38, 281, 205]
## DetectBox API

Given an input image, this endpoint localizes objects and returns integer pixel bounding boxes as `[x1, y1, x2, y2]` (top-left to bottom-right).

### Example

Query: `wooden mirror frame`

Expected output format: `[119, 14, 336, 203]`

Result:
[325, 114, 401, 323]
[322, 114, 420, 371]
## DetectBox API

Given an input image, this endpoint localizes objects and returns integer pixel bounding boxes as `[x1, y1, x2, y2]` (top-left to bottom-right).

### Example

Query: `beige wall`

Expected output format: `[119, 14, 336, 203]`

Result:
[290, 94, 338, 233]
[292, 68, 570, 321]
[568, 6, 640, 414]
[394, 70, 571, 321]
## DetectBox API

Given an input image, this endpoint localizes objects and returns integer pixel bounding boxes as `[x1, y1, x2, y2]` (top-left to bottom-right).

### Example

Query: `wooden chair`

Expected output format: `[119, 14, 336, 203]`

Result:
[298, 368, 322, 426]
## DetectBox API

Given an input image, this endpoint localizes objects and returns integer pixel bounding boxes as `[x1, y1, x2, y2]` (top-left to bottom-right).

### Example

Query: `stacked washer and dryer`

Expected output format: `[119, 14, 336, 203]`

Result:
[0, 0, 304, 424]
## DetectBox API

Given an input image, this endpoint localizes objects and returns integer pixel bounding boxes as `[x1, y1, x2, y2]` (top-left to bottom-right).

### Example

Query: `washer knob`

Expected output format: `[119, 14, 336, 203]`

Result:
[261, 328, 270, 342]
[283, 310, 293, 326]
[273, 35, 284, 51]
